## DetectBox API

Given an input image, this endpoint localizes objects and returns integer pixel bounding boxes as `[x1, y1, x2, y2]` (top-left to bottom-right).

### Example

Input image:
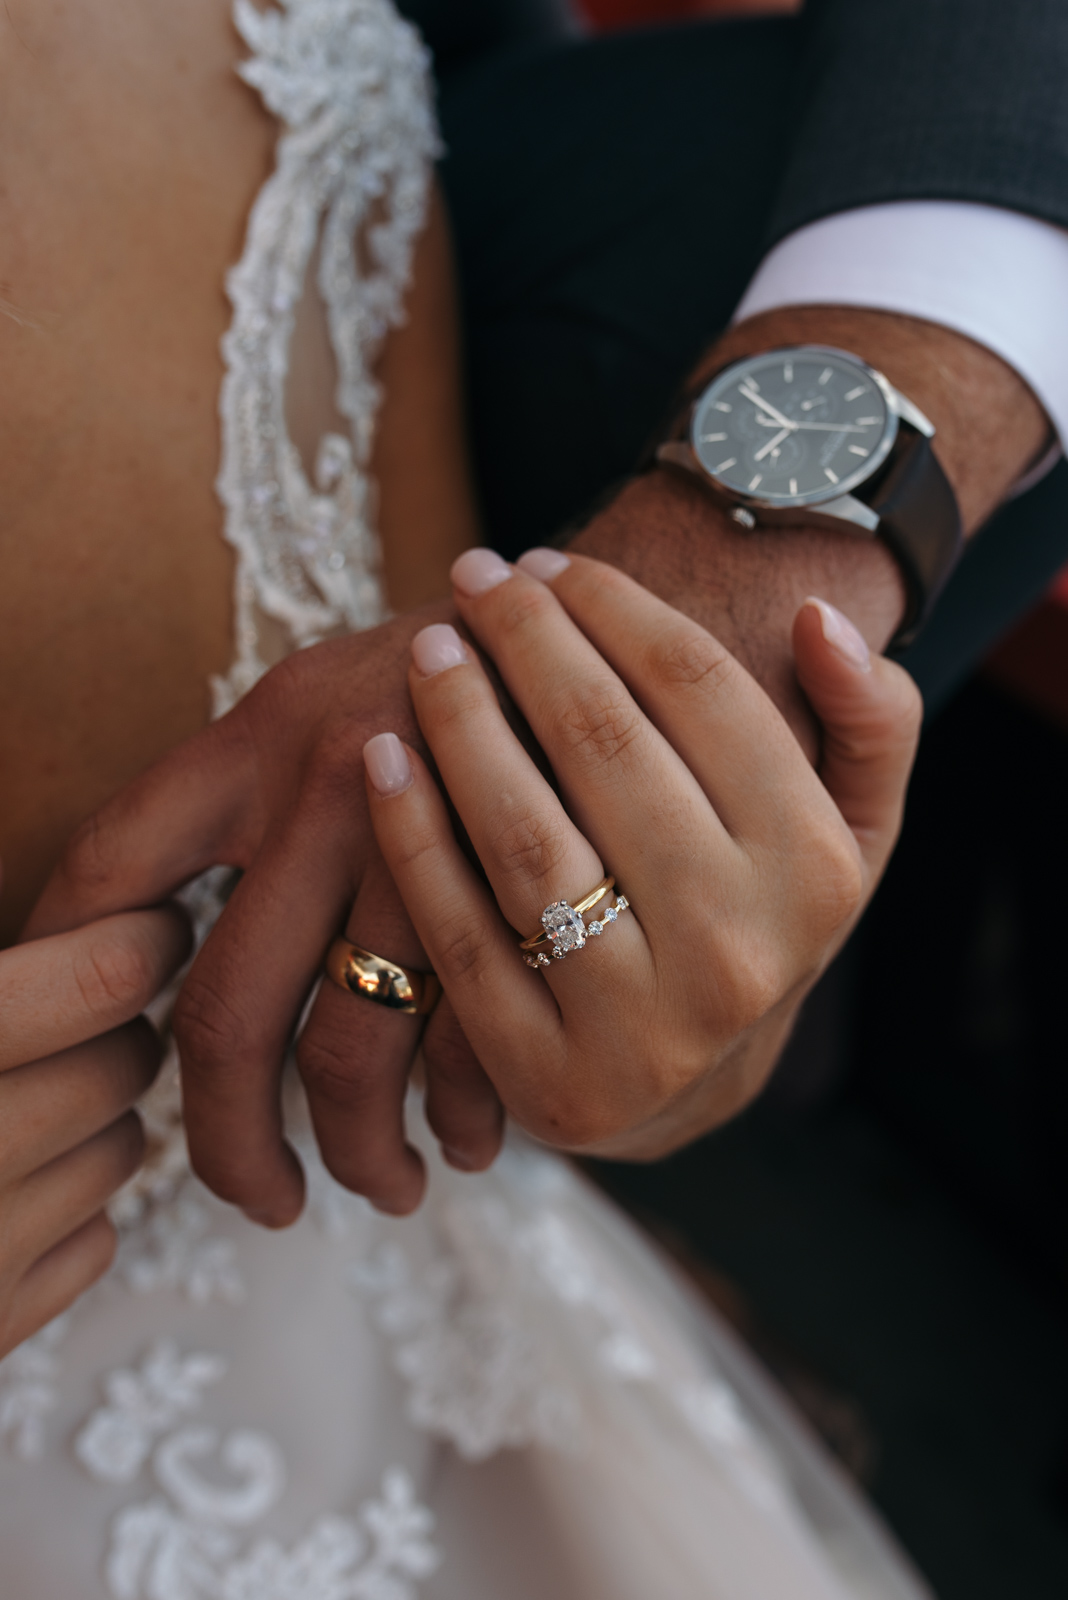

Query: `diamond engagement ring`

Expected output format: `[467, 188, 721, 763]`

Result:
[519, 876, 631, 968]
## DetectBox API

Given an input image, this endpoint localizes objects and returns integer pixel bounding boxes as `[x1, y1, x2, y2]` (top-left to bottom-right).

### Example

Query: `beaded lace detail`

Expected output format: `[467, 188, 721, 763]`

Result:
[213, 0, 439, 713]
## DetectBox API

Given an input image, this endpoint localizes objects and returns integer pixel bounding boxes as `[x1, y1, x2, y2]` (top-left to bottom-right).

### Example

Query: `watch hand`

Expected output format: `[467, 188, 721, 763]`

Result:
[753, 426, 793, 462]
[791, 421, 870, 433]
[739, 385, 795, 431]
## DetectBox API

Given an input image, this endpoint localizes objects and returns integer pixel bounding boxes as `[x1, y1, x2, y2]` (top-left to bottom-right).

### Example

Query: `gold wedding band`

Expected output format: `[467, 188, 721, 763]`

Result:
[519, 876, 615, 953]
[325, 938, 442, 1016]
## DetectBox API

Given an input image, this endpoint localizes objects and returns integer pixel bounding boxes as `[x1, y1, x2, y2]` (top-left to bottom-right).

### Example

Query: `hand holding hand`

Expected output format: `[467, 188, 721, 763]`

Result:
[25, 607, 502, 1225]
[368, 550, 922, 1158]
[0, 891, 188, 1357]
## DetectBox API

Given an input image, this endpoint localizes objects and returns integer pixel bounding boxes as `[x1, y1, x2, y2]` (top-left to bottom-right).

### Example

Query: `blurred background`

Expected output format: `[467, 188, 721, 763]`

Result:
[569, 3, 1068, 1597]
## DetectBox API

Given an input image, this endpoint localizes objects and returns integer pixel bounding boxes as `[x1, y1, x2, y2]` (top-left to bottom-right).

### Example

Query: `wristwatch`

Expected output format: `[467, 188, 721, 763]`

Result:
[656, 345, 963, 651]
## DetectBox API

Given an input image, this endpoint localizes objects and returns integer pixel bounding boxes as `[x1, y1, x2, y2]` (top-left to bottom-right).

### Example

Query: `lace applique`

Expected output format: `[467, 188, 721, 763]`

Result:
[108, 1459, 436, 1600]
[0, 1312, 70, 1460]
[76, 1343, 437, 1600]
[116, 1192, 246, 1307]
[350, 1182, 667, 1460]
[214, 0, 438, 711]
[76, 1343, 227, 1486]
[352, 1235, 582, 1460]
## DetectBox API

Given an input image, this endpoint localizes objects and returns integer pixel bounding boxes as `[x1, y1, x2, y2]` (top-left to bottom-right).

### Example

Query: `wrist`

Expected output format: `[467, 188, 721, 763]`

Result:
[699, 307, 1051, 534]
[568, 470, 903, 759]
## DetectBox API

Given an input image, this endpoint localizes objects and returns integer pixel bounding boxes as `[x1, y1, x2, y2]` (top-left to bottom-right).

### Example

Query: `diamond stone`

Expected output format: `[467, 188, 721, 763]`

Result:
[604, 905, 618, 923]
[588, 921, 603, 936]
[542, 900, 586, 955]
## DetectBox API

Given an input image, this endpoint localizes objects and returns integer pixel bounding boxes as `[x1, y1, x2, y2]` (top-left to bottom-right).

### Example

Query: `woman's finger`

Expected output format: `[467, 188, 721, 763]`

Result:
[0, 1018, 161, 1185]
[8, 1111, 145, 1281]
[447, 553, 727, 897]
[408, 625, 606, 931]
[793, 598, 922, 866]
[362, 735, 563, 1121]
[0, 908, 191, 1072]
[509, 549, 842, 847]
[0, 1212, 118, 1362]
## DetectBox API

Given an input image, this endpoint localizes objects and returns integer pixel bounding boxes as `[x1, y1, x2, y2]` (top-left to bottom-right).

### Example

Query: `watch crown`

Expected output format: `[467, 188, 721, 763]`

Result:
[730, 507, 756, 530]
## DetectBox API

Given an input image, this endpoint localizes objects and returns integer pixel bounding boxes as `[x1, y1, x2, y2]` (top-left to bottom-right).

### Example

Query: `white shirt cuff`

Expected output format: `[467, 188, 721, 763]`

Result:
[733, 201, 1068, 484]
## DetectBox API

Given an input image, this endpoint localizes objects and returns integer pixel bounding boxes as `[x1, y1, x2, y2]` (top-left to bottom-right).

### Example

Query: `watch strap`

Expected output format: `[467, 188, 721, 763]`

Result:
[866, 428, 962, 651]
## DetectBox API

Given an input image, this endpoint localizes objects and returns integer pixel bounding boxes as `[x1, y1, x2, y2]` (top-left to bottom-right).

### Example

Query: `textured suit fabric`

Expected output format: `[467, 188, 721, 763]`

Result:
[399, 1, 1068, 708]
[770, 0, 1068, 242]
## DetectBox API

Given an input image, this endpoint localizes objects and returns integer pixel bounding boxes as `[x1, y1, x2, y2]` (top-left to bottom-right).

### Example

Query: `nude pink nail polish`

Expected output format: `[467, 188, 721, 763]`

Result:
[450, 547, 512, 596]
[411, 622, 468, 676]
[805, 596, 872, 672]
[363, 731, 414, 796]
[516, 547, 570, 582]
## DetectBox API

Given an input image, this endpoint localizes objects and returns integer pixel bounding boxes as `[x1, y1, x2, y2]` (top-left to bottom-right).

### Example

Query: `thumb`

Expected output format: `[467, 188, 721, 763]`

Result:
[793, 598, 923, 871]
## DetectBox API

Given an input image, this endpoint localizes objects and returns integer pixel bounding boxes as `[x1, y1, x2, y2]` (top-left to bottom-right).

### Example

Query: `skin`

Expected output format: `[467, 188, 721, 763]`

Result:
[16, 11, 1054, 1225]
[364, 558, 922, 1160]
[0, 0, 476, 946]
[0, 894, 190, 1359]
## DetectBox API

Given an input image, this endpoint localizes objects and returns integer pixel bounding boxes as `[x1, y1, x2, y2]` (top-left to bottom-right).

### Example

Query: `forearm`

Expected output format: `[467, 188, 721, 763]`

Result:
[569, 307, 1050, 747]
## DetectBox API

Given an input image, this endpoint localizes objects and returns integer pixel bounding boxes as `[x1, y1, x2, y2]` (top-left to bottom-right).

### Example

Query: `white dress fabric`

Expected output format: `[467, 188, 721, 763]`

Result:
[0, 5, 934, 1596]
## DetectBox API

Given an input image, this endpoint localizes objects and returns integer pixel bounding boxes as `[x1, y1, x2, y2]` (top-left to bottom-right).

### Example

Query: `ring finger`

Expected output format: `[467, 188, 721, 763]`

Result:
[406, 623, 648, 990]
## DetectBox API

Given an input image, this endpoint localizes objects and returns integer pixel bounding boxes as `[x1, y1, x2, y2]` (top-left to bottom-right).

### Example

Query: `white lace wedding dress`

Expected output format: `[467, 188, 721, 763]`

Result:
[0, 5, 933, 1596]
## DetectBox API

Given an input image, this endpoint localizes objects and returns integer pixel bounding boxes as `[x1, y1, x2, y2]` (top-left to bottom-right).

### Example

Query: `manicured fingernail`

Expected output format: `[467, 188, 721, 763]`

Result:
[516, 547, 570, 582]
[411, 622, 468, 677]
[805, 596, 871, 672]
[363, 731, 414, 796]
[442, 1145, 478, 1172]
[450, 547, 512, 596]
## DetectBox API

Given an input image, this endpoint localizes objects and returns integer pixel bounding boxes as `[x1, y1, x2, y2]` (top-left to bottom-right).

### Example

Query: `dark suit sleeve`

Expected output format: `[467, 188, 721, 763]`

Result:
[767, 0, 1068, 244]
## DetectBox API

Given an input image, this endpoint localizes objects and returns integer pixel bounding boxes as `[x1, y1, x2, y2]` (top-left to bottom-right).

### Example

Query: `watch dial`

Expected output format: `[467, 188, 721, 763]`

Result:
[691, 349, 895, 506]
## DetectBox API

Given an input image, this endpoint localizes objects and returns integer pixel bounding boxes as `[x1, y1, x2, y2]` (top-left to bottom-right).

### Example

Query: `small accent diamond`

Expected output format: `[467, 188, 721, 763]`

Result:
[588, 921, 603, 936]
[604, 906, 617, 923]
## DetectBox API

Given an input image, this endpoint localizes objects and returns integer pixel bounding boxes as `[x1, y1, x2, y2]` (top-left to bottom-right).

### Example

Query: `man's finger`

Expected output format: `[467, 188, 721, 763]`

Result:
[0, 1213, 118, 1362]
[24, 718, 255, 939]
[421, 996, 505, 1172]
[297, 854, 428, 1215]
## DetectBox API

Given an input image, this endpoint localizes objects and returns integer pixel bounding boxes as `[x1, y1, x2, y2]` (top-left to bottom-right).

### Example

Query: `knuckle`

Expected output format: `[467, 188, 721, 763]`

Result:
[490, 807, 572, 893]
[303, 720, 372, 808]
[707, 930, 785, 1034]
[57, 812, 123, 901]
[173, 974, 253, 1069]
[296, 1030, 373, 1113]
[804, 829, 864, 931]
[434, 914, 495, 988]
[493, 580, 554, 636]
[557, 679, 643, 770]
[72, 928, 161, 1020]
[647, 626, 732, 698]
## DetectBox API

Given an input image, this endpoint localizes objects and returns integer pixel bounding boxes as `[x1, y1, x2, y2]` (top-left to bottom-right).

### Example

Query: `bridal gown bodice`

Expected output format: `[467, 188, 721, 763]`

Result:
[0, 5, 932, 1597]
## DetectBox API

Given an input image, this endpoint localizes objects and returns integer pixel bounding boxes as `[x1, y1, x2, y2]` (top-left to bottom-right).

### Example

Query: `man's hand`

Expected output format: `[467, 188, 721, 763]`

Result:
[572, 307, 1051, 749]
[26, 605, 505, 1226]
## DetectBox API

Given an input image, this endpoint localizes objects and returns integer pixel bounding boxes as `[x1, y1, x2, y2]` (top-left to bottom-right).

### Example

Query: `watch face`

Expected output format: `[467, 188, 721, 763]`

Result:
[691, 347, 897, 507]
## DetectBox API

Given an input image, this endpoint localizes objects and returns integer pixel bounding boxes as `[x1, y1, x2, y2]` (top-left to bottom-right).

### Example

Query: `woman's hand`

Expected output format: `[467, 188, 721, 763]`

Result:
[0, 887, 188, 1357]
[364, 550, 922, 1159]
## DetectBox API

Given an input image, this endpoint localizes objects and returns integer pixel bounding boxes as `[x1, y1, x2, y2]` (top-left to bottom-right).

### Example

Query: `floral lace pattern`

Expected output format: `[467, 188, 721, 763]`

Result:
[0, 1313, 70, 1461]
[74, 1344, 437, 1600]
[214, 0, 438, 712]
